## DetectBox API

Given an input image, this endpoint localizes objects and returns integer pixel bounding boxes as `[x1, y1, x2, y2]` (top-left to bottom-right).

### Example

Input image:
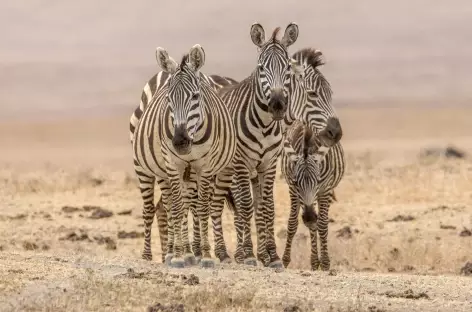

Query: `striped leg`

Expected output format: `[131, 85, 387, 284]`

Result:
[211, 172, 233, 263]
[190, 205, 202, 261]
[182, 184, 197, 266]
[318, 193, 333, 271]
[301, 202, 320, 271]
[165, 169, 186, 268]
[241, 176, 259, 265]
[196, 174, 216, 268]
[232, 170, 260, 265]
[155, 195, 168, 264]
[134, 163, 157, 261]
[282, 190, 300, 268]
[260, 166, 283, 268]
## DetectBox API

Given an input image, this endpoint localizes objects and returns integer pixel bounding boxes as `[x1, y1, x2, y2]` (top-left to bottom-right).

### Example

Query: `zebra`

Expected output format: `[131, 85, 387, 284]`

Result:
[129, 67, 238, 264]
[132, 44, 237, 268]
[280, 119, 344, 271]
[207, 22, 304, 269]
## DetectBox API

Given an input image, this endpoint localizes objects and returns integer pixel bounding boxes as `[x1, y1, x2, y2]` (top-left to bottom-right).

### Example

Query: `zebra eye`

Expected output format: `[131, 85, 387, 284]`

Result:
[191, 92, 200, 101]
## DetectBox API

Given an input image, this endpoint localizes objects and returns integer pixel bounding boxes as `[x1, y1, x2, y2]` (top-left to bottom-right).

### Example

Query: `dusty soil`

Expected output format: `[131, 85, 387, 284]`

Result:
[1, 109, 472, 311]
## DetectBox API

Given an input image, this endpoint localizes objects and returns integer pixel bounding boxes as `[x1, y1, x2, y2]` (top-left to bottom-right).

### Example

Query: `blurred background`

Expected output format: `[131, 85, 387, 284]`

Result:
[1, 0, 471, 119]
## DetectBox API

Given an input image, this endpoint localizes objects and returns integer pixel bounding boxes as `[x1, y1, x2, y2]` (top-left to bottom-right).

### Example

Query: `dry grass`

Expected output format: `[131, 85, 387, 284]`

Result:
[1, 108, 472, 311]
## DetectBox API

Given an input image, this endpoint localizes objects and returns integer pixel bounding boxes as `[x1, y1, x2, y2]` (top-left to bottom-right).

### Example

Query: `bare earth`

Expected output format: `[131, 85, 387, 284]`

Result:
[1, 108, 472, 312]
[1, 1, 472, 311]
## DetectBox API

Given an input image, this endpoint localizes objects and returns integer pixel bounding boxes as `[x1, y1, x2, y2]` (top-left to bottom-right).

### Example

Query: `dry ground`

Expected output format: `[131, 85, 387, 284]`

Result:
[1, 108, 472, 311]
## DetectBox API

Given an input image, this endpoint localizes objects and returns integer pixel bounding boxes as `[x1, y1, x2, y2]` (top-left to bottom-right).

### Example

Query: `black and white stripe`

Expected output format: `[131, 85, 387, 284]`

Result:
[281, 120, 345, 271]
[132, 44, 236, 268]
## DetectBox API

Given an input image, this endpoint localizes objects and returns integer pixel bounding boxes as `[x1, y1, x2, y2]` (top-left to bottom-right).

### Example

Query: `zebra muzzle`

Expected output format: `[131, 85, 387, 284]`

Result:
[172, 125, 192, 155]
[302, 205, 318, 225]
[268, 90, 287, 120]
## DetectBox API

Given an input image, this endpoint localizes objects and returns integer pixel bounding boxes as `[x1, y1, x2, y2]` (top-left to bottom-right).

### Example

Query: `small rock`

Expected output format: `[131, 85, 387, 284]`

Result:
[182, 274, 199, 286]
[117, 209, 132, 216]
[284, 306, 302, 312]
[61, 206, 80, 213]
[147, 303, 185, 312]
[440, 224, 456, 230]
[117, 231, 144, 239]
[22, 241, 39, 251]
[88, 207, 113, 219]
[387, 215, 415, 222]
[459, 228, 472, 237]
[460, 262, 472, 276]
[336, 226, 352, 239]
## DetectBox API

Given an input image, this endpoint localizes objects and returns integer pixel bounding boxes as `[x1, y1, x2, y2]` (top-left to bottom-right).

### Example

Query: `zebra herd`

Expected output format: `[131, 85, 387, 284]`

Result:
[129, 22, 345, 271]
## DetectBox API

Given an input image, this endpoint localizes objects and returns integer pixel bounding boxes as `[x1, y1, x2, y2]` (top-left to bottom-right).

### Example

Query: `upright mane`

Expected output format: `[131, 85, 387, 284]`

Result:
[271, 27, 281, 42]
[292, 48, 325, 69]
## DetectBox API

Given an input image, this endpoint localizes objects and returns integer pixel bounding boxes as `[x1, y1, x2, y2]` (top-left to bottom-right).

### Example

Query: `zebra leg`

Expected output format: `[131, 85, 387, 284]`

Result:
[232, 170, 259, 265]
[197, 174, 216, 268]
[182, 184, 197, 266]
[191, 204, 202, 262]
[259, 166, 282, 268]
[211, 171, 233, 263]
[155, 195, 168, 264]
[318, 193, 333, 271]
[136, 170, 157, 261]
[240, 176, 259, 266]
[282, 190, 300, 268]
[165, 169, 186, 268]
[301, 204, 320, 271]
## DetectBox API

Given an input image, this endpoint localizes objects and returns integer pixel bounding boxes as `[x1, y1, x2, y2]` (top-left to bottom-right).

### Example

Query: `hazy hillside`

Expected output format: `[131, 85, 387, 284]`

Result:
[1, 0, 472, 119]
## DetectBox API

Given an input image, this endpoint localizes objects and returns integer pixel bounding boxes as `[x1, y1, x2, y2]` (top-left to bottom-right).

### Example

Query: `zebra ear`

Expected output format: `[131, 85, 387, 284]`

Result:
[156, 47, 177, 74]
[290, 58, 305, 81]
[281, 22, 299, 48]
[250, 23, 265, 48]
[188, 44, 205, 72]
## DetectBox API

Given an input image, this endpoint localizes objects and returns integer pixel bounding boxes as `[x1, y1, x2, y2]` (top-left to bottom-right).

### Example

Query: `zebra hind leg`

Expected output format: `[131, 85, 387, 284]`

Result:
[155, 196, 168, 264]
[282, 191, 300, 268]
[211, 172, 233, 263]
[197, 174, 216, 268]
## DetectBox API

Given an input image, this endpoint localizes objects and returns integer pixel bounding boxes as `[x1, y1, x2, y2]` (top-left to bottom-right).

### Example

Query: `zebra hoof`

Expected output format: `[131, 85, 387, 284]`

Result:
[141, 253, 152, 261]
[164, 253, 174, 266]
[195, 256, 202, 264]
[200, 258, 216, 269]
[244, 258, 258, 266]
[170, 258, 186, 268]
[220, 257, 232, 264]
[184, 253, 197, 266]
[269, 260, 284, 269]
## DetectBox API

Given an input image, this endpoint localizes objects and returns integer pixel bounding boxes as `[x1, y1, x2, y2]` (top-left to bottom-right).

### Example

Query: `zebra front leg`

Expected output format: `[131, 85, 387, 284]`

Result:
[282, 190, 300, 268]
[318, 194, 333, 271]
[259, 166, 283, 268]
[240, 176, 258, 266]
[165, 170, 186, 268]
[196, 174, 216, 268]
[190, 204, 202, 262]
[182, 184, 198, 266]
[211, 172, 233, 263]
[135, 167, 157, 261]
[301, 203, 320, 271]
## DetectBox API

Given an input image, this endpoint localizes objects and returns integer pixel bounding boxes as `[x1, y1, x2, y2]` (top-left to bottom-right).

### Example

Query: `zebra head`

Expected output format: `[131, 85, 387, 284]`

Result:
[284, 123, 339, 225]
[292, 48, 343, 145]
[156, 44, 206, 155]
[250, 22, 299, 121]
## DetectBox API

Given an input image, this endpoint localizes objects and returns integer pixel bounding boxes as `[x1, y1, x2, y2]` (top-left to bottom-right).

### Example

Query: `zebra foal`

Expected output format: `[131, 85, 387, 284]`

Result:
[281, 120, 345, 271]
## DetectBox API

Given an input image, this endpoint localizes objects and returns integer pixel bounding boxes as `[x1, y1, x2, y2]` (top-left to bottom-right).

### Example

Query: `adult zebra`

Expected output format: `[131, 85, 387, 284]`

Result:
[132, 44, 236, 268]
[212, 47, 343, 266]
[205, 22, 304, 269]
[281, 120, 345, 271]
[129, 67, 237, 264]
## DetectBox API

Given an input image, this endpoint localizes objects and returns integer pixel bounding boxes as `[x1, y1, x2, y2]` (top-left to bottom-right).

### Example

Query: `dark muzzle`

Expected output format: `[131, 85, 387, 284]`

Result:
[320, 117, 343, 146]
[302, 205, 318, 225]
[172, 124, 192, 155]
[268, 90, 287, 121]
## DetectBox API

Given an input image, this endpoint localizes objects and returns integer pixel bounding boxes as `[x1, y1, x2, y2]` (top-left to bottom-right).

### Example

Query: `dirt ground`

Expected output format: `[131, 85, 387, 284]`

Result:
[1, 108, 472, 312]
[1, 1, 472, 311]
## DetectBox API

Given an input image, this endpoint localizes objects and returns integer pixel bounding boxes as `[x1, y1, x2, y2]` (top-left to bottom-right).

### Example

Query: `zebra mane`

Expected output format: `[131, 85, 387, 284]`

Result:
[179, 54, 189, 69]
[292, 48, 325, 68]
[271, 27, 281, 42]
